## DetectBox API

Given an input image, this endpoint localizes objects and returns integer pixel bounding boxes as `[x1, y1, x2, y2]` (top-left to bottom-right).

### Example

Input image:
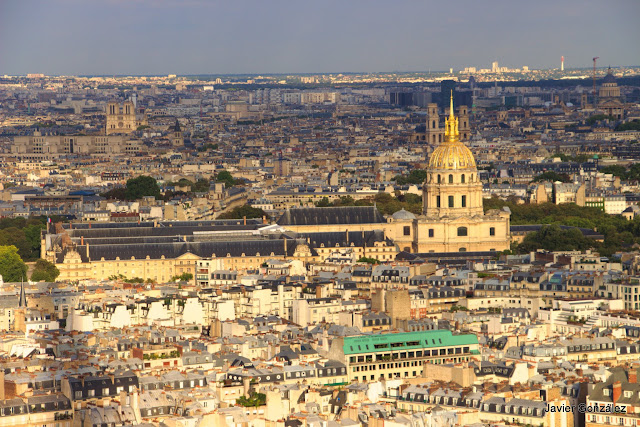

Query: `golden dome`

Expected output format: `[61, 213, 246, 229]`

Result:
[427, 93, 477, 171]
[428, 143, 476, 170]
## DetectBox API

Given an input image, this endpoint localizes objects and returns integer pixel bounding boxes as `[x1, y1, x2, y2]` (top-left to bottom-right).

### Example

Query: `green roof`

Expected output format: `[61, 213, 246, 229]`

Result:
[342, 330, 478, 355]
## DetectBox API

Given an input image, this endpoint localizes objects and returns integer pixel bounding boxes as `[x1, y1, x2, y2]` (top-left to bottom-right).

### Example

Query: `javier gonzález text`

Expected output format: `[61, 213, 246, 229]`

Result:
[546, 403, 627, 413]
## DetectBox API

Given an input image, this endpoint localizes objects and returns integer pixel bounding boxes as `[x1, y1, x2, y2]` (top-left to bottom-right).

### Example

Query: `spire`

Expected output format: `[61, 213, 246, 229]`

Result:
[19, 277, 26, 308]
[449, 90, 455, 121]
[444, 90, 460, 143]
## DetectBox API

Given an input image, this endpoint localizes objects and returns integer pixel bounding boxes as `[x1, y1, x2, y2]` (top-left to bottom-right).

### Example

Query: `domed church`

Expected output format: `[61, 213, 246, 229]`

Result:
[388, 94, 511, 253]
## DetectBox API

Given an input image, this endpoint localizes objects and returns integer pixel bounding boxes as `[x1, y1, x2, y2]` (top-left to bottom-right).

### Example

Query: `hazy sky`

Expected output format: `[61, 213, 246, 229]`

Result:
[1, 0, 639, 76]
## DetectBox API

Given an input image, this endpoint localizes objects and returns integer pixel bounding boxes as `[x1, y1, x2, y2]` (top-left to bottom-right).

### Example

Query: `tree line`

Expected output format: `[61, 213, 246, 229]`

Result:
[484, 198, 639, 256]
[100, 171, 244, 201]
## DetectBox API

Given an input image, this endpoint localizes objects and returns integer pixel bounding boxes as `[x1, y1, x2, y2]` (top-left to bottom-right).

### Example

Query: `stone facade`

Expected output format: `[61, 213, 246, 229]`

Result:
[388, 97, 510, 253]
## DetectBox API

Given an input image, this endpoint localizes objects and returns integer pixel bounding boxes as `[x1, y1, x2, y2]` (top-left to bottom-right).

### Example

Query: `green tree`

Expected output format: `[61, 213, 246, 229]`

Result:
[0, 246, 27, 282]
[357, 256, 380, 264]
[616, 119, 640, 132]
[218, 205, 268, 220]
[216, 170, 237, 188]
[315, 197, 331, 207]
[517, 224, 595, 253]
[191, 178, 211, 193]
[171, 272, 193, 282]
[100, 187, 127, 200]
[124, 176, 161, 200]
[531, 171, 571, 183]
[30, 259, 60, 282]
[600, 165, 627, 179]
[24, 223, 45, 258]
[586, 114, 615, 125]
[393, 169, 427, 185]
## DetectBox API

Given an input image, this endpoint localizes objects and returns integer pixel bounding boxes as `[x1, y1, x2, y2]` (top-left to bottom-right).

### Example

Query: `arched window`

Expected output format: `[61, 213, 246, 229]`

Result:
[461, 195, 467, 207]
[461, 174, 465, 183]
[449, 174, 453, 183]
[437, 175, 441, 184]
[459, 247, 467, 252]
[457, 227, 468, 237]
[432, 120, 436, 128]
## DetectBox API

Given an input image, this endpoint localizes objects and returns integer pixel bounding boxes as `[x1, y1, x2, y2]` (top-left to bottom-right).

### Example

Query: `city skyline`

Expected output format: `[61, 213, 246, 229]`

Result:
[1, 0, 639, 76]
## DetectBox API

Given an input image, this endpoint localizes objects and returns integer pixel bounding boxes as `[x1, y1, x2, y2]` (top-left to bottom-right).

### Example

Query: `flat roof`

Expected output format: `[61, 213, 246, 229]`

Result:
[342, 330, 478, 355]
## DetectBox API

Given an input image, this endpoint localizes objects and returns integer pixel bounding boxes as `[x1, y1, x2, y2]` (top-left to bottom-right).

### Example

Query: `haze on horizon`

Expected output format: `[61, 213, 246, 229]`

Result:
[1, 0, 639, 76]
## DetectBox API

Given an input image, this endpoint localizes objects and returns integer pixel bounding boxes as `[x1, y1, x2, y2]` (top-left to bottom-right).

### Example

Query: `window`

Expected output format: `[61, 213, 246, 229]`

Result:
[459, 247, 467, 252]
[448, 196, 454, 207]
[461, 174, 465, 183]
[461, 195, 466, 207]
[403, 226, 411, 236]
[436, 196, 441, 208]
[457, 227, 468, 237]
[490, 227, 495, 236]
[437, 175, 441, 184]
[448, 174, 453, 184]
[428, 229, 434, 238]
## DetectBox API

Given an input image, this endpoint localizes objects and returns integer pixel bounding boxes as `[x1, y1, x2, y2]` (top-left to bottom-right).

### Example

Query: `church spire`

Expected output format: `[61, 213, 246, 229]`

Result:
[444, 91, 459, 143]
[19, 277, 26, 308]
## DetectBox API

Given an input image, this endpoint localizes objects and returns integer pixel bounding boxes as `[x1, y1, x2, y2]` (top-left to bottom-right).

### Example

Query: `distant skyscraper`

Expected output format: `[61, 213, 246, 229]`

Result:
[561, 56, 564, 71]
[440, 80, 457, 109]
[492, 61, 499, 73]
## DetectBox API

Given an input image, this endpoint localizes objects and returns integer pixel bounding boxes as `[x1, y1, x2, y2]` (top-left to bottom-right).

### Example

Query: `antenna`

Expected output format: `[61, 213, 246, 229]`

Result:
[592, 57, 599, 102]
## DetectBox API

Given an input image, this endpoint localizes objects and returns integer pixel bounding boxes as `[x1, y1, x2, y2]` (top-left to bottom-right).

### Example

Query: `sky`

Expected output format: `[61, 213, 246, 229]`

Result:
[1, 0, 639, 76]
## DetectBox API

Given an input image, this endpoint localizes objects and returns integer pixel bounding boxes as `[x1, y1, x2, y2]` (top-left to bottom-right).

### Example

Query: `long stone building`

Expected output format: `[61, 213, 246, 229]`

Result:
[11, 131, 143, 160]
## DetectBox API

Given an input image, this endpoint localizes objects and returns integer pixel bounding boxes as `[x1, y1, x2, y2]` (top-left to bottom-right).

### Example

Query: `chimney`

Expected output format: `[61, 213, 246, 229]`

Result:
[630, 369, 637, 384]
[243, 216, 246, 225]
[613, 381, 622, 404]
[81, 236, 84, 245]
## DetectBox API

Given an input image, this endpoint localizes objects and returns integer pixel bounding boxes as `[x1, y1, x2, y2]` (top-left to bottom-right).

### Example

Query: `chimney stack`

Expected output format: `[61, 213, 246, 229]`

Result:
[613, 381, 622, 404]
[630, 369, 638, 384]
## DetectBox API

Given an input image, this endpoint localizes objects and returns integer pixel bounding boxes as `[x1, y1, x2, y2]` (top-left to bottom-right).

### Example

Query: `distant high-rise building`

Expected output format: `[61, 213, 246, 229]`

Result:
[492, 61, 499, 73]
[561, 56, 565, 71]
[439, 80, 457, 109]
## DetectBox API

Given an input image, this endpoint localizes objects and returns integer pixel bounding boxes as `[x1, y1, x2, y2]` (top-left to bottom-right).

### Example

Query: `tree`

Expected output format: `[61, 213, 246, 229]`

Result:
[586, 114, 615, 125]
[616, 119, 640, 132]
[516, 224, 594, 253]
[124, 176, 161, 200]
[0, 246, 27, 282]
[315, 197, 331, 207]
[218, 205, 268, 220]
[216, 170, 237, 188]
[192, 178, 211, 193]
[530, 171, 571, 183]
[171, 272, 193, 282]
[30, 259, 60, 282]
[357, 256, 380, 264]
[599, 165, 627, 179]
[100, 187, 127, 200]
[393, 169, 427, 185]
